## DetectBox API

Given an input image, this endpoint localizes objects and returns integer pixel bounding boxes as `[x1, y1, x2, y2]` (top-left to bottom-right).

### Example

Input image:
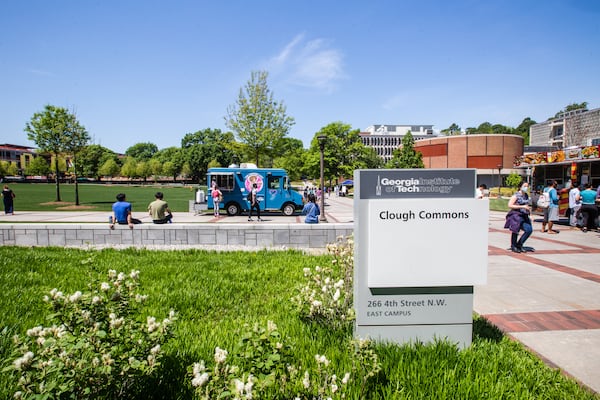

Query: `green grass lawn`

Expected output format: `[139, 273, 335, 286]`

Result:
[1, 247, 596, 399]
[2, 182, 202, 212]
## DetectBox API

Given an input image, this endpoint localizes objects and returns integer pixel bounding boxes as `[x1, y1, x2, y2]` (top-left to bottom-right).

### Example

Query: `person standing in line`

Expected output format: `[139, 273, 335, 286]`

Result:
[247, 183, 262, 221]
[301, 193, 320, 224]
[211, 185, 222, 217]
[541, 180, 560, 234]
[110, 193, 142, 229]
[568, 181, 582, 227]
[504, 181, 533, 253]
[579, 183, 598, 232]
[148, 191, 173, 224]
[2, 185, 15, 215]
[476, 183, 487, 199]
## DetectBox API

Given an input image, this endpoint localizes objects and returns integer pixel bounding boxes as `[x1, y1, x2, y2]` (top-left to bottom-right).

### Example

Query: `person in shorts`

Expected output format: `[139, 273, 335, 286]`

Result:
[541, 180, 560, 234]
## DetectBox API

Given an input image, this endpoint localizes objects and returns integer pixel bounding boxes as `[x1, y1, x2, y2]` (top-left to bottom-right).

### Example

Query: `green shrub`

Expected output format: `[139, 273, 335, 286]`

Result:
[4, 268, 176, 399]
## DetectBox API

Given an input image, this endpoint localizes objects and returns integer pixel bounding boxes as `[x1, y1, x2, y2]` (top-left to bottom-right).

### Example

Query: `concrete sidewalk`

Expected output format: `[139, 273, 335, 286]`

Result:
[1, 200, 599, 394]
[0, 194, 355, 225]
[477, 211, 600, 394]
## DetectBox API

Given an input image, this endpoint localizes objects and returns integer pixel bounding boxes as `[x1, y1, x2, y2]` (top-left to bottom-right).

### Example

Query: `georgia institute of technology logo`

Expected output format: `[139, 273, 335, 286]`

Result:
[376, 175, 420, 195]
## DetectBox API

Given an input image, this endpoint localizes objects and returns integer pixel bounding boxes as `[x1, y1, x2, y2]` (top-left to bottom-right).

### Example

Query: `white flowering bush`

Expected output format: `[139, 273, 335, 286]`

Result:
[291, 235, 355, 329]
[4, 269, 177, 399]
[190, 321, 363, 400]
[350, 338, 382, 399]
[190, 321, 295, 399]
[295, 353, 351, 400]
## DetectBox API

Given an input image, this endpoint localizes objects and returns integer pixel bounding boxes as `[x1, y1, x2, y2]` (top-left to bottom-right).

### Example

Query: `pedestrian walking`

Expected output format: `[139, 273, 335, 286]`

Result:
[2, 185, 15, 214]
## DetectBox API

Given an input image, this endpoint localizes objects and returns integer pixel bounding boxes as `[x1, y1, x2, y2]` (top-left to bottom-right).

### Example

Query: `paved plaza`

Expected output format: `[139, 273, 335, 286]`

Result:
[1, 197, 599, 394]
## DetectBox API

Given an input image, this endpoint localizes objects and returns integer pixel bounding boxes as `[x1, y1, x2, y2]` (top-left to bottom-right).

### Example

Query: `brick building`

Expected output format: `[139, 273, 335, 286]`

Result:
[523, 107, 600, 188]
[414, 134, 524, 188]
[0, 144, 37, 173]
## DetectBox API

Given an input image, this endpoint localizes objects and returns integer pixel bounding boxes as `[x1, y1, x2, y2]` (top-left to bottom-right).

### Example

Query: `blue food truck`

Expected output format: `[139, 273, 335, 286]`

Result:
[207, 165, 304, 216]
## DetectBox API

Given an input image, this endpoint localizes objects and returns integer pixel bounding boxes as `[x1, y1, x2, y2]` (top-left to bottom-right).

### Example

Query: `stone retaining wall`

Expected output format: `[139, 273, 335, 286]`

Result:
[0, 223, 353, 250]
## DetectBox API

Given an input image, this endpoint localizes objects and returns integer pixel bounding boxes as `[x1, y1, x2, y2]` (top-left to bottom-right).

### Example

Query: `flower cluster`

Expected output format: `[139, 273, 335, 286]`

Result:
[297, 353, 351, 399]
[350, 338, 382, 398]
[191, 342, 255, 399]
[191, 321, 294, 399]
[190, 321, 358, 400]
[7, 269, 177, 399]
[291, 235, 355, 329]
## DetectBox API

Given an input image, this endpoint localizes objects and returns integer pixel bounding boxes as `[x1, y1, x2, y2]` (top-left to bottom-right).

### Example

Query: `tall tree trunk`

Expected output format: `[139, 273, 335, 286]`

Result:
[74, 154, 80, 206]
[54, 155, 61, 202]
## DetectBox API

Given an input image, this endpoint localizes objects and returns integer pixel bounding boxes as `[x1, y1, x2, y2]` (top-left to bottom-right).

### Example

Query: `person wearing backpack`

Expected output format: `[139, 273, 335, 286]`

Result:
[541, 180, 560, 234]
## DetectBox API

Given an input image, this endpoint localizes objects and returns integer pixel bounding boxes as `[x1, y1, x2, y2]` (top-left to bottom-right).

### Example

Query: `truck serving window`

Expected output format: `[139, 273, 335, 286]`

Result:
[211, 174, 235, 191]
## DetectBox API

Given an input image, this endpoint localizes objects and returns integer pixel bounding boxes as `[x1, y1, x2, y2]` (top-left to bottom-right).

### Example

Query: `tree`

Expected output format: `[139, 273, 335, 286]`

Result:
[121, 158, 138, 180]
[78, 145, 118, 180]
[385, 131, 424, 169]
[0, 161, 18, 177]
[25, 156, 50, 176]
[136, 161, 151, 182]
[306, 122, 381, 182]
[554, 102, 588, 118]
[473, 122, 493, 134]
[6, 162, 19, 176]
[125, 142, 158, 161]
[182, 129, 237, 182]
[153, 147, 185, 180]
[506, 172, 522, 189]
[515, 117, 536, 145]
[273, 138, 307, 181]
[148, 159, 162, 182]
[225, 70, 295, 166]
[162, 161, 177, 181]
[25, 105, 89, 201]
[63, 115, 91, 205]
[99, 159, 120, 178]
[441, 123, 461, 135]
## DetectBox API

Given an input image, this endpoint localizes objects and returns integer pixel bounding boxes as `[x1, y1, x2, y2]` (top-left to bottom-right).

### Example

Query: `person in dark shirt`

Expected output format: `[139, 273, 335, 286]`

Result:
[2, 185, 15, 214]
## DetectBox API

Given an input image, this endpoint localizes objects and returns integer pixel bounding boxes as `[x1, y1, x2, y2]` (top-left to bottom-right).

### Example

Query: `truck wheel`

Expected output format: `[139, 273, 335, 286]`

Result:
[282, 203, 295, 216]
[226, 202, 240, 216]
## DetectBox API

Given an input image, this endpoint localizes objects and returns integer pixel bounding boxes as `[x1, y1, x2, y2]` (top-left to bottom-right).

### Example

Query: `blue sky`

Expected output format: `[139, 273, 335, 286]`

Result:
[1, 0, 599, 153]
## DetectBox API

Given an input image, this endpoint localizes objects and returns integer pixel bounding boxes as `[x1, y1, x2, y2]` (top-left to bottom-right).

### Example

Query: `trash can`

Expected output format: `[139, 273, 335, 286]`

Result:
[196, 189, 206, 203]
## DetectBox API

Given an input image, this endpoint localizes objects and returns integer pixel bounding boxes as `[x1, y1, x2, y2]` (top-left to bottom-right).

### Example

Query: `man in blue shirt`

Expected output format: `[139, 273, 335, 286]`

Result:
[110, 193, 141, 229]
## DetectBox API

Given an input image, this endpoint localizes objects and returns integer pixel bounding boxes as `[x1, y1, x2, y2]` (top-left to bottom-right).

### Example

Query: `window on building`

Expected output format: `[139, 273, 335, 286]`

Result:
[591, 138, 600, 146]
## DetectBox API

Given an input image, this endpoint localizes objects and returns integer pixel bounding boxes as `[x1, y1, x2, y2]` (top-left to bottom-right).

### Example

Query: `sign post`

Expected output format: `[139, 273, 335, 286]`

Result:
[354, 169, 488, 347]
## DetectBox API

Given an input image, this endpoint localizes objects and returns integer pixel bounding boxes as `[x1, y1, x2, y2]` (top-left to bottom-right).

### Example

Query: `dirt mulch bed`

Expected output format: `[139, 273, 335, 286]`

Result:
[40, 202, 97, 210]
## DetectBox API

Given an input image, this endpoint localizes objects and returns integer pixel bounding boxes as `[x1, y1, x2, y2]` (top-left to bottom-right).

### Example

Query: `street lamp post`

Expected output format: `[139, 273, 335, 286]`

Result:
[497, 164, 502, 196]
[318, 135, 327, 222]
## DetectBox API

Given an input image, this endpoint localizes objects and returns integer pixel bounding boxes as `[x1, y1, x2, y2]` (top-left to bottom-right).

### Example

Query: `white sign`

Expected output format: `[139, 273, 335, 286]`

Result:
[354, 169, 489, 348]
[367, 198, 488, 287]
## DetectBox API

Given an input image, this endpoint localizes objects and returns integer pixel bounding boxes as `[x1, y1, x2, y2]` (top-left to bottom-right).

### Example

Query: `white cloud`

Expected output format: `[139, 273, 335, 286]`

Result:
[265, 34, 346, 93]
[28, 68, 55, 77]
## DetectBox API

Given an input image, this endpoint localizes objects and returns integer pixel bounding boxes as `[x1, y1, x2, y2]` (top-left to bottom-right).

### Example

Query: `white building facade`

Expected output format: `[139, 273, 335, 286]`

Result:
[360, 124, 437, 162]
